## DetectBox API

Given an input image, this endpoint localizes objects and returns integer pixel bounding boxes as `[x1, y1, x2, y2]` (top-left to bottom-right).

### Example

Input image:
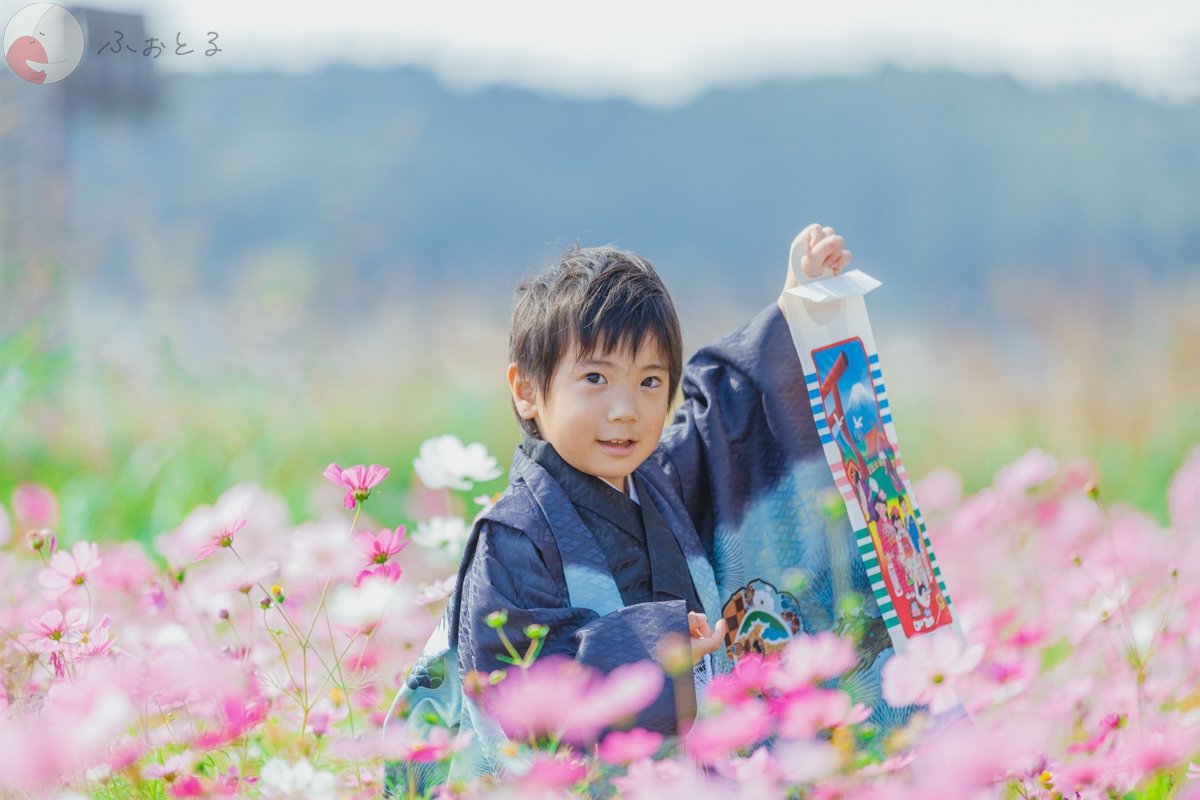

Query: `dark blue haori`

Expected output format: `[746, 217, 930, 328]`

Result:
[384, 304, 910, 793]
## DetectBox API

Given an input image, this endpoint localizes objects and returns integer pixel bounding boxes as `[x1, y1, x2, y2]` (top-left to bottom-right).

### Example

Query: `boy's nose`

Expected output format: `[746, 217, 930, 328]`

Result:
[607, 389, 638, 422]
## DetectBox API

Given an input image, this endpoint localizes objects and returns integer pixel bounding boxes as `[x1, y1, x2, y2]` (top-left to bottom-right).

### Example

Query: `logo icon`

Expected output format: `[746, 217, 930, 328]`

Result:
[4, 4, 84, 84]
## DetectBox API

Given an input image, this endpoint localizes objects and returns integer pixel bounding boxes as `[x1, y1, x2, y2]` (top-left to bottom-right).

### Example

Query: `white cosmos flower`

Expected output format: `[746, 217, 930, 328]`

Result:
[412, 516, 471, 558]
[413, 435, 502, 491]
[259, 758, 336, 799]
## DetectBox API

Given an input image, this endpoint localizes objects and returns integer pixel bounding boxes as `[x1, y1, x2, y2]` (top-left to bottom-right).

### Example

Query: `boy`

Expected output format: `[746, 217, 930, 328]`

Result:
[390, 225, 878, 787]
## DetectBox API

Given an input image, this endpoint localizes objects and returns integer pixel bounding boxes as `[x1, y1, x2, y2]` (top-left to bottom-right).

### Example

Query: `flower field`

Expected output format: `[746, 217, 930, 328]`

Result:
[2, 432, 1199, 799]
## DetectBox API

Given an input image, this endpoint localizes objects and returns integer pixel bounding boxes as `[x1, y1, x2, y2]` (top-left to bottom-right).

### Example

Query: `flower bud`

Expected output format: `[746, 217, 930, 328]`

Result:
[656, 632, 693, 678]
[26, 528, 56, 553]
[485, 610, 508, 629]
[524, 624, 549, 640]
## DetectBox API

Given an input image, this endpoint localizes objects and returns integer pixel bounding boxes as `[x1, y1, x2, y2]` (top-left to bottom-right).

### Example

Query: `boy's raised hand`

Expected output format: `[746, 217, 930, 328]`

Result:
[689, 611, 727, 664]
[780, 223, 854, 309]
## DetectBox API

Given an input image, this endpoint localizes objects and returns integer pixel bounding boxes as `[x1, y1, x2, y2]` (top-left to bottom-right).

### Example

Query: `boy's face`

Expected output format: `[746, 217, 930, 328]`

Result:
[508, 337, 671, 494]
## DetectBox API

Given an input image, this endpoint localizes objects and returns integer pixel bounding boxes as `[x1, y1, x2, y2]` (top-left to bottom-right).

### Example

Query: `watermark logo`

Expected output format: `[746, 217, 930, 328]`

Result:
[4, 4, 84, 84]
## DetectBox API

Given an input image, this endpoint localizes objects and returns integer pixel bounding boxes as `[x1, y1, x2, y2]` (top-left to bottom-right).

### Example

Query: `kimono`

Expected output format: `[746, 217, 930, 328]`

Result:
[654, 305, 906, 718]
[384, 304, 911, 794]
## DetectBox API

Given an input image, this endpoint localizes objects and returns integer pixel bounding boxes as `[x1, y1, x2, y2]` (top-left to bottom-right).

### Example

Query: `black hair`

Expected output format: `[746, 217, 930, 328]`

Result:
[508, 245, 684, 438]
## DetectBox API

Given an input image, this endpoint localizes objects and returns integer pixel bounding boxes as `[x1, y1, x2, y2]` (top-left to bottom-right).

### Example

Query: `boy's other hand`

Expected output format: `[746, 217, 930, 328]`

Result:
[780, 223, 853, 311]
[689, 611, 727, 664]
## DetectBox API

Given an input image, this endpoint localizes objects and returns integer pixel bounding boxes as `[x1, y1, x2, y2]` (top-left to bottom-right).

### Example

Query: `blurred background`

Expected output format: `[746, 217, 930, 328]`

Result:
[3, 1, 1198, 547]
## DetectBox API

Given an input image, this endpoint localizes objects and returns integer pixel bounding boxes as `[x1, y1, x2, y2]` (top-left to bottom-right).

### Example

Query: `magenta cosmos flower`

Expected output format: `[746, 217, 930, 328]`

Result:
[323, 463, 390, 509]
[355, 526, 407, 586]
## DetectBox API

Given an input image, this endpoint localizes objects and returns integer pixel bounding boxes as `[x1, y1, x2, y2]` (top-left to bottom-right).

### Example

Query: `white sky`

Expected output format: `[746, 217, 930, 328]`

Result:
[11, 0, 1200, 106]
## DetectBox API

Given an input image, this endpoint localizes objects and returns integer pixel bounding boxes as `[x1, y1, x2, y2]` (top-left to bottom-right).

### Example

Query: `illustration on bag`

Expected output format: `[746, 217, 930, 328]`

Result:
[812, 337, 950, 637]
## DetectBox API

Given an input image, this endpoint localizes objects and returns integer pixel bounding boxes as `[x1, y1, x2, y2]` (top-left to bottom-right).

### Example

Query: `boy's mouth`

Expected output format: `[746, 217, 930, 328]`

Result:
[598, 439, 636, 455]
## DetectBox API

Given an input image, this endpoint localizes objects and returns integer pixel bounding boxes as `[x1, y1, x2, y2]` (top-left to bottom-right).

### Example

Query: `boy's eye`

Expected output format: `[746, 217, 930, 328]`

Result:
[585, 372, 606, 384]
[642, 376, 663, 388]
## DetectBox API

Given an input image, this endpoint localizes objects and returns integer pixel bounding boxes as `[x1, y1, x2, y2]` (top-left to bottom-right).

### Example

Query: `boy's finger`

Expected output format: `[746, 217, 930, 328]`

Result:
[805, 223, 826, 248]
[713, 618, 727, 641]
[811, 234, 844, 267]
[832, 249, 853, 275]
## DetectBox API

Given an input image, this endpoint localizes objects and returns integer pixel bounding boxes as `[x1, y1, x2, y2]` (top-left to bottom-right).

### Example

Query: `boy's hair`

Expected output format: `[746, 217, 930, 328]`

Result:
[508, 244, 684, 438]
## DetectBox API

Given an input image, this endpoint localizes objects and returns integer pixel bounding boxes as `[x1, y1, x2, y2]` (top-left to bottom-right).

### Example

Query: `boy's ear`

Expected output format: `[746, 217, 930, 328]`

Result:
[506, 362, 539, 420]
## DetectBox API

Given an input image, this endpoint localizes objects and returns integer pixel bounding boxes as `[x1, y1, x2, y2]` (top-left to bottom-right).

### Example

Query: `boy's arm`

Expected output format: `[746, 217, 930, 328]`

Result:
[457, 520, 691, 734]
[655, 302, 818, 552]
[656, 224, 849, 554]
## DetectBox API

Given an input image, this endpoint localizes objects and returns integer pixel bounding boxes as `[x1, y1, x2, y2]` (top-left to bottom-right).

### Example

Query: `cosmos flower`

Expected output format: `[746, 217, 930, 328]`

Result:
[413, 435, 501, 491]
[195, 518, 247, 561]
[38, 541, 102, 598]
[881, 633, 983, 714]
[323, 463, 390, 509]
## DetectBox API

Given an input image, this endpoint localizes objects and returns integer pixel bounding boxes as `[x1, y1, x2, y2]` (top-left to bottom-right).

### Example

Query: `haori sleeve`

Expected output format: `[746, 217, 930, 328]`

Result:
[456, 519, 599, 676]
[656, 303, 818, 553]
[456, 521, 692, 734]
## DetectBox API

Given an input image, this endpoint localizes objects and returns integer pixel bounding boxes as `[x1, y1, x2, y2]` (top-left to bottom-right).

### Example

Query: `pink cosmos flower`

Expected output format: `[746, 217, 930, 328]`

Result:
[774, 688, 870, 739]
[323, 463, 390, 509]
[597, 728, 664, 765]
[1120, 730, 1186, 782]
[93, 541, 157, 594]
[354, 526, 408, 586]
[994, 448, 1057, 494]
[358, 526, 408, 564]
[38, 540, 102, 598]
[914, 468, 963, 513]
[482, 656, 663, 744]
[171, 776, 206, 797]
[684, 700, 772, 764]
[714, 747, 782, 797]
[142, 751, 195, 782]
[196, 518, 247, 561]
[403, 727, 471, 763]
[195, 689, 269, 749]
[12, 482, 58, 528]
[22, 607, 87, 654]
[1067, 712, 1124, 755]
[518, 753, 588, 793]
[705, 653, 775, 706]
[63, 614, 115, 661]
[612, 758, 710, 799]
[881, 633, 982, 714]
[770, 631, 858, 692]
[1054, 758, 1108, 792]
